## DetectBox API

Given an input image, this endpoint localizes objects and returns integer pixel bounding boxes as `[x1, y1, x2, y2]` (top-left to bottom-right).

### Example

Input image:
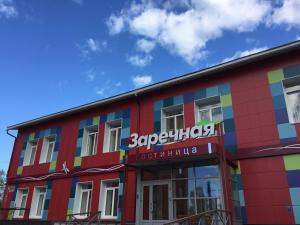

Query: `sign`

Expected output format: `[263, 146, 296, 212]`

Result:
[128, 123, 215, 150]
[127, 143, 217, 164]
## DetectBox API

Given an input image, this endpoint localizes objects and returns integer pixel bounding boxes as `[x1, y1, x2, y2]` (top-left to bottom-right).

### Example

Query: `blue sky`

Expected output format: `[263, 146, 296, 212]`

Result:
[1, 0, 300, 172]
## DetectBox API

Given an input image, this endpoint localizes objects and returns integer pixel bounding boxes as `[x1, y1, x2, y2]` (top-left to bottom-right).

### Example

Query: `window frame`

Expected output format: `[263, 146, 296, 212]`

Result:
[100, 179, 119, 219]
[161, 104, 185, 139]
[13, 188, 29, 218]
[104, 120, 122, 153]
[284, 83, 300, 124]
[171, 165, 224, 218]
[194, 96, 223, 134]
[81, 125, 99, 157]
[29, 186, 47, 219]
[196, 103, 223, 123]
[73, 182, 93, 219]
[23, 141, 38, 166]
[39, 135, 56, 164]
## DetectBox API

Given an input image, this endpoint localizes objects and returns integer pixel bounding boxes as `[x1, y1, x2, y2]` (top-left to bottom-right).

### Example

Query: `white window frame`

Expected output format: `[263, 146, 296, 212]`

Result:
[194, 96, 224, 133]
[39, 135, 56, 164]
[81, 125, 99, 157]
[29, 186, 47, 219]
[23, 141, 38, 166]
[13, 188, 28, 218]
[196, 103, 223, 123]
[73, 182, 93, 219]
[99, 179, 119, 219]
[161, 104, 184, 133]
[284, 84, 300, 124]
[104, 120, 122, 153]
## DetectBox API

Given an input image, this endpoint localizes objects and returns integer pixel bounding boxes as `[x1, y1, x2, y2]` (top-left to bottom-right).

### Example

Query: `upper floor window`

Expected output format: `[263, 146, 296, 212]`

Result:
[284, 83, 300, 123]
[104, 120, 122, 153]
[40, 136, 55, 163]
[162, 105, 184, 142]
[14, 189, 28, 218]
[23, 141, 38, 166]
[196, 96, 223, 123]
[29, 187, 46, 219]
[82, 125, 98, 156]
[74, 182, 92, 218]
[100, 180, 119, 219]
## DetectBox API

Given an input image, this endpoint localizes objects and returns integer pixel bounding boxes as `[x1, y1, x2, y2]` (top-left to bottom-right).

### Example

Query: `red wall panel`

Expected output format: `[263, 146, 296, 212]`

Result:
[241, 157, 294, 224]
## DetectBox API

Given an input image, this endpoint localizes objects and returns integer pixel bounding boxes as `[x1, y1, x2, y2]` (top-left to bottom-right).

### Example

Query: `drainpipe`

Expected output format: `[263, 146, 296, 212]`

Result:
[121, 92, 141, 225]
[5, 129, 17, 182]
[217, 123, 232, 225]
[134, 92, 141, 225]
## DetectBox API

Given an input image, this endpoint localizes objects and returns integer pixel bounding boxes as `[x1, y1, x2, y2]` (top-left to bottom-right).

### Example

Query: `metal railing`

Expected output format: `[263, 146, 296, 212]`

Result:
[62, 211, 102, 225]
[0, 207, 29, 220]
[163, 209, 231, 225]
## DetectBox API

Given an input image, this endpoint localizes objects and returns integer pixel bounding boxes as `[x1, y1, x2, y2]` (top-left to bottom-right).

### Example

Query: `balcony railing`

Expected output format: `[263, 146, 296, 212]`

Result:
[62, 211, 102, 225]
[163, 209, 231, 225]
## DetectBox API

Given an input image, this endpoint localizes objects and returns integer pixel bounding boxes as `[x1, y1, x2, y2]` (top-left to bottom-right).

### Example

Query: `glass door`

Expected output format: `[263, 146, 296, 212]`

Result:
[141, 181, 172, 225]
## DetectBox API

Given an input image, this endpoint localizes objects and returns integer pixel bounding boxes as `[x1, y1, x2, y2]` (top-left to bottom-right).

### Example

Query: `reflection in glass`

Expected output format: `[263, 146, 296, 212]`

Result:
[142, 186, 149, 220]
[287, 91, 300, 123]
[199, 109, 210, 121]
[195, 179, 221, 198]
[194, 165, 219, 178]
[153, 184, 169, 220]
[173, 199, 196, 218]
[173, 179, 195, 198]
[212, 107, 222, 123]
[172, 167, 194, 179]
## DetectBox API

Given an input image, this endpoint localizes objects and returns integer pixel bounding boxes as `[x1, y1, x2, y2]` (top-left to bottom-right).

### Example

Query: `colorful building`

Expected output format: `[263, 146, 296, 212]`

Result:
[1, 41, 300, 225]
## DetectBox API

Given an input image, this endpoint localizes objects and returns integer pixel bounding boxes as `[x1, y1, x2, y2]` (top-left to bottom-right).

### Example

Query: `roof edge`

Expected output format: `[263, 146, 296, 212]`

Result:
[7, 40, 300, 130]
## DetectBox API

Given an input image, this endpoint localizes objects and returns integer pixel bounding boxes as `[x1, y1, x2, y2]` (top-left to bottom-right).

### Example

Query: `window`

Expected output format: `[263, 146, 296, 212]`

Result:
[162, 105, 184, 142]
[198, 103, 222, 123]
[29, 187, 46, 219]
[82, 125, 98, 156]
[104, 120, 122, 152]
[74, 183, 92, 218]
[23, 141, 38, 166]
[14, 189, 28, 218]
[284, 84, 300, 123]
[196, 97, 223, 133]
[172, 165, 222, 219]
[40, 136, 56, 163]
[100, 180, 119, 219]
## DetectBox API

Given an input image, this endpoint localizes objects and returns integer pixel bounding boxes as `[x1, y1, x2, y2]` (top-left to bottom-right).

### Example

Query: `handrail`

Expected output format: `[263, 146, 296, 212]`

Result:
[163, 209, 231, 225]
[0, 207, 29, 211]
[66, 211, 102, 225]
[0, 207, 29, 219]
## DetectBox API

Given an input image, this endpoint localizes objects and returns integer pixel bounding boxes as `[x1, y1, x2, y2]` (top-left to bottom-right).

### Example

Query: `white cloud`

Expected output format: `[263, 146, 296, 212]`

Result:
[86, 68, 96, 82]
[76, 38, 106, 59]
[136, 39, 156, 53]
[115, 81, 121, 87]
[222, 47, 268, 63]
[107, 0, 272, 65]
[95, 79, 122, 97]
[127, 54, 152, 67]
[297, 36, 300, 41]
[106, 14, 125, 35]
[270, 0, 300, 28]
[0, 0, 17, 19]
[245, 38, 257, 44]
[86, 38, 100, 52]
[95, 87, 105, 95]
[132, 75, 153, 88]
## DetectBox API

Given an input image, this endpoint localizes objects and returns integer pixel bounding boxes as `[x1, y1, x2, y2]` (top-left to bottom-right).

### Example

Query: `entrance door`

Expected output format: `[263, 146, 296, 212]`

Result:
[141, 181, 172, 225]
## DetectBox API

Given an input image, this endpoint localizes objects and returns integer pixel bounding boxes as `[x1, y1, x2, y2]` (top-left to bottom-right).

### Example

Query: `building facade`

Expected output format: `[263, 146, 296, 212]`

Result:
[1, 42, 300, 225]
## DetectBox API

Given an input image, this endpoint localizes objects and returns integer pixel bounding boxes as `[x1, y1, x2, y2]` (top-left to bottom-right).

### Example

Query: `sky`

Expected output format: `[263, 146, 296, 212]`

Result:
[1, 0, 300, 172]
